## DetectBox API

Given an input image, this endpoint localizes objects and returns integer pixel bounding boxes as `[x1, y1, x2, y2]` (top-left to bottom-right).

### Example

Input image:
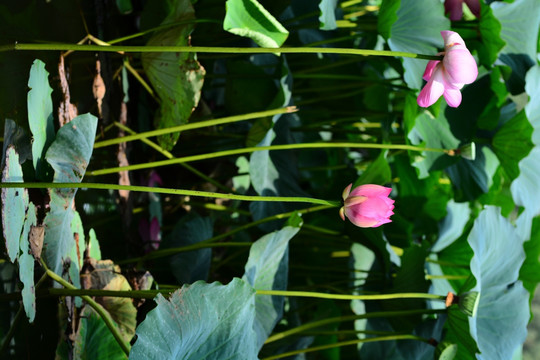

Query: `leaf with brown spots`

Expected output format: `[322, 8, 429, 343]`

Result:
[141, 0, 205, 151]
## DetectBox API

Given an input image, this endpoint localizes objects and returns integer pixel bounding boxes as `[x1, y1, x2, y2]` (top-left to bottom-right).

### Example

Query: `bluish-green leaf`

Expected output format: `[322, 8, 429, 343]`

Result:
[387, 0, 450, 89]
[27, 59, 54, 180]
[492, 0, 540, 92]
[130, 278, 258, 360]
[243, 221, 302, 349]
[224, 0, 289, 48]
[408, 108, 460, 179]
[511, 66, 540, 215]
[233, 156, 250, 194]
[467, 206, 529, 360]
[319, 0, 338, 30]
[43, 114, 97, 276]
[166, 214, 213, 284]
[431, 200, 471, 253]
[19, 202, 37, 322]
[141, 0, 205, 150]
[74, 306, 128, 360]
[1, 146, 27, 262]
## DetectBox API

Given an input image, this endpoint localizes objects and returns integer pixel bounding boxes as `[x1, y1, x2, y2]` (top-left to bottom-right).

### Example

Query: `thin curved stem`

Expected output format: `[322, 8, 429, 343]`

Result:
[3, 43, 442, 60]
[262, 335, 430, 360]
[41, 261, 130, 356]
[255, 289, 446, 301]
[113, 121, 233, 193]
[264, 309, 443, 344]
[94, 106, 296, 148]
[0, 183, 340, 207]
[88, 142, 450, 176]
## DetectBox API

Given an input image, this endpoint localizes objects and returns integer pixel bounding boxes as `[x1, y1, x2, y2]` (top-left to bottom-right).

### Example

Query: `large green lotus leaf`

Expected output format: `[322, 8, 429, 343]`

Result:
[27, 59, 55, 180]
[19, 201, 37, 322]
[242, 220, 302, 349]
[141, 0, 205, 151]
[431, 200, 471, 253]
[511, 147, 540, 215]
[165, 213, 213, 284]
[43, 114, 97, 275]
[319, 0, 338, 30]
[467, 206, 529, 360]
[525, 66, 540, 144]
[407, 108, 460, 179]
[73, 306, 128, 360]
[387, 0, 450, 89]
[1, 146, 28, 262]
[492, 109, 534, 180]
[224, 0, 289, 48]
[492, 0, 540, 93]
[469, 206, 524, 288]
[129, 278, 258, 360]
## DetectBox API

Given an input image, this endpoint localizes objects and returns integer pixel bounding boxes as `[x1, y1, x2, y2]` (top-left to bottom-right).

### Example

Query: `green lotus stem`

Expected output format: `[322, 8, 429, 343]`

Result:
[118, 205, 333, 265]
[255, 289, 446, 301]
[113, 121, 233, 193]
[94, 106, 296, 148]
[88, 142, 450, 176]
[0, 182, 340, 207]
[264, 309, 443, 344]
[1, 43, 442, 60]
[41, 261, 130, 356]
[262, 335, 430, 360]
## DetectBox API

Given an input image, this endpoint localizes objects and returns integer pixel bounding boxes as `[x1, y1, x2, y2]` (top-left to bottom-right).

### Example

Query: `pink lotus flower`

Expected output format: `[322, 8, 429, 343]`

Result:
[417, 31, 478, 108]
[339, 184, 395, 228]
[445, 0, 480, 21]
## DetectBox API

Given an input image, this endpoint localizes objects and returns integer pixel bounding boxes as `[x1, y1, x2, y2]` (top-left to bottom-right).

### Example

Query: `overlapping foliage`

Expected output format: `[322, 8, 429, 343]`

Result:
[0, 0, 539, 359]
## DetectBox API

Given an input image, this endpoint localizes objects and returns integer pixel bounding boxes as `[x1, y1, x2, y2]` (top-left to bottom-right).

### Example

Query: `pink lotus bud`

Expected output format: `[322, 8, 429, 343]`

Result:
[417, 31, 478, 108]
[445, 0, 480, 21]
[339, 184, 395, 228]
